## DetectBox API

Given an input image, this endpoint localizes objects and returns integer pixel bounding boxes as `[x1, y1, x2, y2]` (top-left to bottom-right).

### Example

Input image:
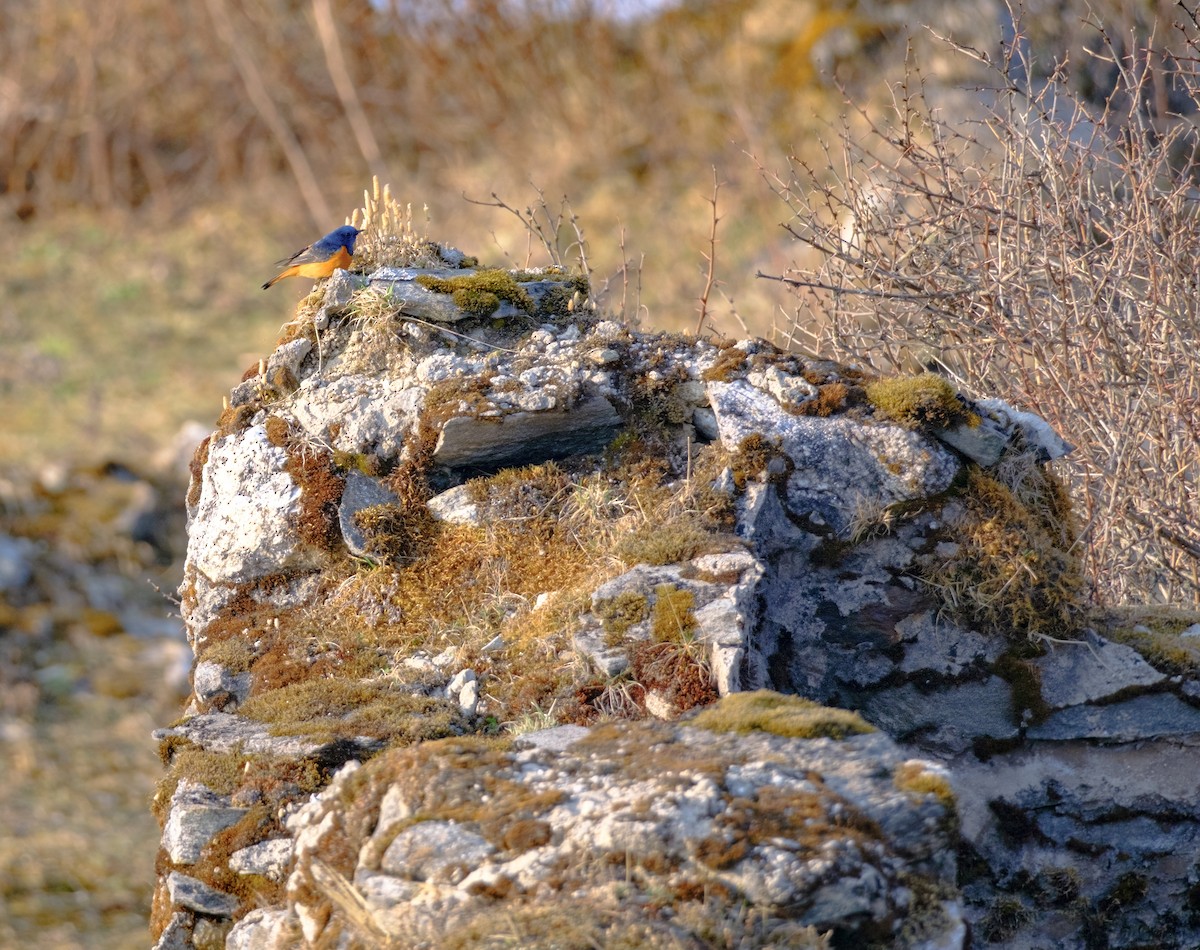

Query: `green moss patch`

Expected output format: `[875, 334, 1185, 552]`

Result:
[1092, 606, 1200, 676]
[596, 590, 650, 643]
[238, 677, 471, 745]
[865, 372, 979, 430]
[416, 269, 535, 317]
[690, 690, 875, 740]
[650, 583, 697, 643]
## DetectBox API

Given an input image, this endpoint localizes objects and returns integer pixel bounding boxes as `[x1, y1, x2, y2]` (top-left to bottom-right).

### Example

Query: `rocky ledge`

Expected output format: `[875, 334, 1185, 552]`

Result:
[153, 253, 1200, 949]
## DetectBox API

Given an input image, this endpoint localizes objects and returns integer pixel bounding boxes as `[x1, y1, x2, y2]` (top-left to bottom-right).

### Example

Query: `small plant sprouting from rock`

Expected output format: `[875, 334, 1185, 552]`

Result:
[349, 177, 460, 271]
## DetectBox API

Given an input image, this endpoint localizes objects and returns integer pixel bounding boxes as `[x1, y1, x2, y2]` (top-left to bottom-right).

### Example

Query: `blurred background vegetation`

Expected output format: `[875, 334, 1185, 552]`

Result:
[2, 0, 1199, 946]
[3, 0, 1177, 469]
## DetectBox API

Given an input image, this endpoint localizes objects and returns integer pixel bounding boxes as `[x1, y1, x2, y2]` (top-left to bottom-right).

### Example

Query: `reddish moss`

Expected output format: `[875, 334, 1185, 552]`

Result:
[701, 343, 749, 382]
[630, 640, 719, 714]
[214, 402, 257, 439]
[796, 381, 853, 416]
[187, 435, 212, 509]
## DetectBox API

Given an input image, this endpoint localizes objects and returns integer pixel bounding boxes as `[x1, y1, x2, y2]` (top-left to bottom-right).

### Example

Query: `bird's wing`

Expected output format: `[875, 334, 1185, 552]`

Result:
[273, 241, 335, 268]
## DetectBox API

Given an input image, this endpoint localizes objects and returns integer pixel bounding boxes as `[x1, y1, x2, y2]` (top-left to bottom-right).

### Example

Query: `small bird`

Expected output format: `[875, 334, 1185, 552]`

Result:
[262, 225, 362, 290]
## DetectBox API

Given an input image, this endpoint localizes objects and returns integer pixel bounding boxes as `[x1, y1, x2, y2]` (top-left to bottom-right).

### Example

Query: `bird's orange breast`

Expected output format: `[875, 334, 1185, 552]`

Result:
[286, 245, 353, 280]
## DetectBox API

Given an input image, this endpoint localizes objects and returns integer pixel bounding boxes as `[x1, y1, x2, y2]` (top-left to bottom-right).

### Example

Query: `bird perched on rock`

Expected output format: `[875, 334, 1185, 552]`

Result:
[262, 225, 362, 290]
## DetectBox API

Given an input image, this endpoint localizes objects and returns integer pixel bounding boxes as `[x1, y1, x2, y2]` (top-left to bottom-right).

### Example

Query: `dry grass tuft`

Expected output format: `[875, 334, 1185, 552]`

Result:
[924, 464, 1083, 640]
[349, 177, 446, 271]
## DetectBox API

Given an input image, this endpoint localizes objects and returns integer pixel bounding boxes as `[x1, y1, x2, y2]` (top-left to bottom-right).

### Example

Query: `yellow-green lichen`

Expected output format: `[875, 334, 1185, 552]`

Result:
[1094, 606, 1200, 676]
[690, 690, 875, 740]
[331, 450, 384, 477]
[614, 516, 725, 568]
[595, 590, 650, 644]
[865, 372, 980, 430]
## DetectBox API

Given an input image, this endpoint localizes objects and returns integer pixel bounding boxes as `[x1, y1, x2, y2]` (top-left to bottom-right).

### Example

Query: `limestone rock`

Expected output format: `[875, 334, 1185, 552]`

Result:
[229, 838, 294, 882]
[1035, 631, 1165, 707]
[165, 871, 239, 916]
[161, 780, 249, 864]
[708, 378, 961, 534]
[976, 397, 1074, 460]
[184, 425, 326, 586]
[153, 712, 325, 758]
[192, 660, 252, 711]
[225, 909, 296, 950]
[426, 483, 479, 524]
[272, 707, 959, 948]
[158, 274, 1197, 949]
[576, 550, 762, 692]
[337, 471, 401, 557]
[379, 821, 495, 881]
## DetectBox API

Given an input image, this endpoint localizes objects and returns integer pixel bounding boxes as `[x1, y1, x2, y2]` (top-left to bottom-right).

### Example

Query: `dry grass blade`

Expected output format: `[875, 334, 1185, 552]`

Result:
[307, 856, 403, 948]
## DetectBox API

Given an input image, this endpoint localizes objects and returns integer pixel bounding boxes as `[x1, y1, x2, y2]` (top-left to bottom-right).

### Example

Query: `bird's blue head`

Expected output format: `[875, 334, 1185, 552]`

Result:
[324, 225, 362, 253]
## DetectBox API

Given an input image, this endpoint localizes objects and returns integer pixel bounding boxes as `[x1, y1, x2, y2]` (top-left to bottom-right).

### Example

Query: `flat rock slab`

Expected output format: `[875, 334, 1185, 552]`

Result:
[1035, 634, 1165, 708]
[154, 712, 324, 758]
[1027, 692, 1200, 742]
[166, 871, 239, 917]
[433, 395, 621, 470]
[860, 677, 1017, 752]
[162, 780, 249, 864]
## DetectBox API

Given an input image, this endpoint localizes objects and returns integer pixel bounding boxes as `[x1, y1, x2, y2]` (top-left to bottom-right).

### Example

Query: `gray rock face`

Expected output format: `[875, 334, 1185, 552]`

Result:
[192, 660, 252, 711]
[161, 780, 248, 864]
[574, 549, 761, 692]
[224, 714, 960, 949]
[708, 379, 961, 534]
[228, 838, 294, 882]
[1035, 632, 1165, 707]
[185, 425, 323, 586]
[434, 394, 622, 469]
[337, 471, 401, 557]
[165, 871, 239, 916]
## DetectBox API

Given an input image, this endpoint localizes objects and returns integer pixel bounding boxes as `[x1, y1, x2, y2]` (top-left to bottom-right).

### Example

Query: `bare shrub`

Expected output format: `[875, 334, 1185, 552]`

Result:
[761, 15, 1200, 605]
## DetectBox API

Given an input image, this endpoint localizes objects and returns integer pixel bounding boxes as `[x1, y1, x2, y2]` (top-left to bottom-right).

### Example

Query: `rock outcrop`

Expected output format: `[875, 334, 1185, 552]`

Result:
[154, 253, 1200, 949]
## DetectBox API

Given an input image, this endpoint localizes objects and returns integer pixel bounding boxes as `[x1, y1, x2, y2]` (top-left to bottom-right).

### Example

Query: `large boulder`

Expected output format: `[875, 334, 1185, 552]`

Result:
[155, 255, 1200, 949]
